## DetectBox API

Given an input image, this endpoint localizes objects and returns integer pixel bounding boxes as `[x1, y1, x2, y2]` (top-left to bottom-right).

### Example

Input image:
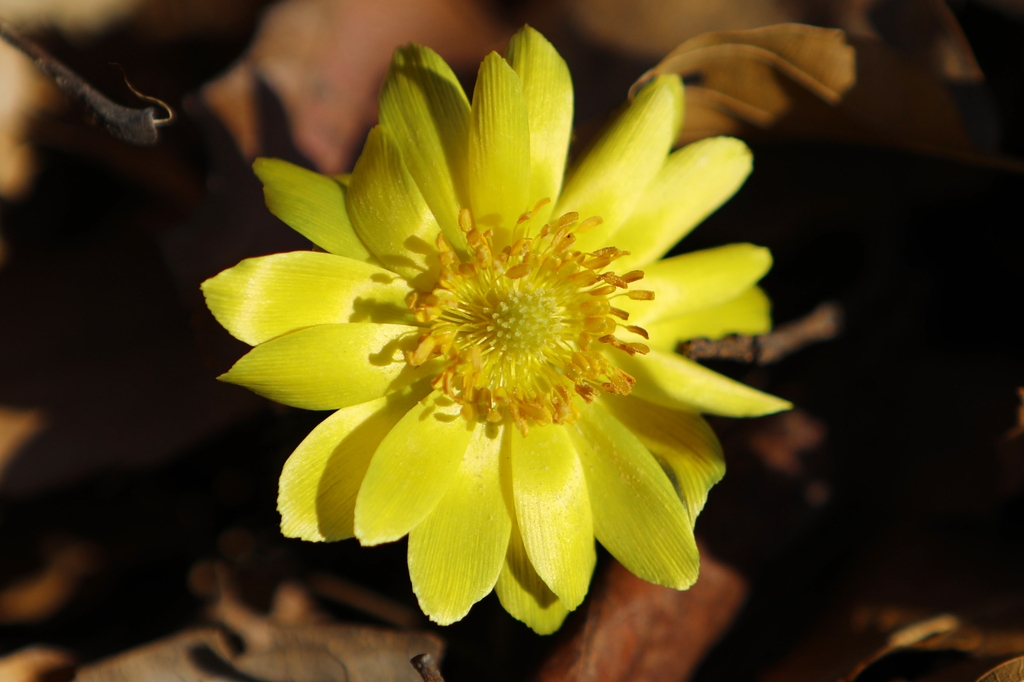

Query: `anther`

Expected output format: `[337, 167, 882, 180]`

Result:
[556, 212, 579, 228]
[505, 263, 531, 280]
[458, 208, 474, 233]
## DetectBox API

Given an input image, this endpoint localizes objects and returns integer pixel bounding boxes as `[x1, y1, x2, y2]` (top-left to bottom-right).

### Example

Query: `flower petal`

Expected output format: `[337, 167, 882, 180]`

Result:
[253, 158, 375, 262]
[278, 386, 428, 542]
[201, 252, 415, 346]
[354, 392, 475, 545]
[644, 286, 772, 352]
[610, 137, 753, 270]
[613, 348, 792, 417]
[619, 243, 772, 326]
[494, 512, 570, 635]
[379, 44, 471, 251]
[219, 323, 432, 410]
[568, 400, 699, 589]
[506, 26, 573, 227]
[510, 424, 595, 610]
[469, 52, 531, 249]
[348, 126, 443, 288]
[601, 394, 724, 524]
[555, 75, 683, 251]
[408, 424, 511, 625]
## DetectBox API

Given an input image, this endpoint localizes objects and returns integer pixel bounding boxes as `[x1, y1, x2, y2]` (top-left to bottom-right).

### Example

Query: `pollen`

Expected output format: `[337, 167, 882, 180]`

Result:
[405, 201, 652, 435]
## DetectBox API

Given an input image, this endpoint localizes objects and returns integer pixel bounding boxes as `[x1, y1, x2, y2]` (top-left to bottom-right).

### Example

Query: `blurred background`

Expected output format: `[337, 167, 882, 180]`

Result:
[1, 0, 1024, 680]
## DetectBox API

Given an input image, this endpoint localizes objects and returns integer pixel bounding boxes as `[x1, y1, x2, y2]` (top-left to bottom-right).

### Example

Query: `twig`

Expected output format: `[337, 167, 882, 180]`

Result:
[306, 572, 424, 630]
[0, 21, 172, 145]
[411, 653, 446, 682]
[682, 301, 844, 365]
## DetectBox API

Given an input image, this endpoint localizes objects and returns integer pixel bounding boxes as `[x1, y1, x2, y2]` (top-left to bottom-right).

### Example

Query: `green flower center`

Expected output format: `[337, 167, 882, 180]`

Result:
[405, 202, 654, 435]
[490, 289, 562, 355]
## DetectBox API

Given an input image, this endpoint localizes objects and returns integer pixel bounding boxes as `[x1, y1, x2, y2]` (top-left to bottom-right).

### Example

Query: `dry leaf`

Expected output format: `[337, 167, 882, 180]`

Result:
[0, 645, 77, 682]
[74, 572, 445, 682]
[839, 613, 1024, 682]
[563, 0, 981, 84]
[634, 23, 1004, 166]
[746, 409, 827, 477]
[0, 406, 45, 482]
[72, 627, 241, 682]
[0, 0, 143, 34]
[533, 551, 747, 682]
[308, 571, 425, 630]
[131, 0, 265, 41]
[0, 39, 53, 201]
[977, 656, 1024, 682]
[201, 0, 508, 173]
[0, 536, 102, 625]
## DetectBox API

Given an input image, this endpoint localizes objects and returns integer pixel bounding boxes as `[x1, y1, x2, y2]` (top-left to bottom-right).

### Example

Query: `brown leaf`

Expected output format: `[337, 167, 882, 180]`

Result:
[74, 577, 444, 682]
[839, 613, 1024, 682]
[0, 645, 77, 682]
[634, 23, 1016, 167]
[0, 39, 54, 201]
[0, 406, 45, 484]
[563, 0, 982, 84]
[977, 656, 1024, 682]
[131, 0, 265, 41]
[533, 551, 747, 682]
[307, 571, 425, 630]
[746, 409, 827, 477]
[72, 628, 237, 682]
[201, 0, 509, 174]
[0, 536, 103, 625]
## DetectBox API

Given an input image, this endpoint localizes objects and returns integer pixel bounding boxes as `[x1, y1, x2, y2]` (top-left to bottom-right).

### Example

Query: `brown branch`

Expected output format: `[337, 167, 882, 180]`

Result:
[0, 21, 172, 145]
[682, 301, 844, 365]
[411, 653, 446, 682]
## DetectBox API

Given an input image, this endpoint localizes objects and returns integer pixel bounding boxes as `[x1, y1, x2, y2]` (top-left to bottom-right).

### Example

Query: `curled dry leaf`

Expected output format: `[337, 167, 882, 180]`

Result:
[0, 645, 76, 682]
[633, 22, 993, 164]
[533, 552, 747, 682]
[643, 21, 1022, 166]
[839, 613, 1024, 682]
[563, 0, 982, 84]
[977, 656, 1024, 682]
[201, 0, 508, 174]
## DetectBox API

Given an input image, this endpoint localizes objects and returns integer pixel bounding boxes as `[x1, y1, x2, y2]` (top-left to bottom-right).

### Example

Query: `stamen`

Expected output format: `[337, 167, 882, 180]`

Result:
[405, 206, 654, 435]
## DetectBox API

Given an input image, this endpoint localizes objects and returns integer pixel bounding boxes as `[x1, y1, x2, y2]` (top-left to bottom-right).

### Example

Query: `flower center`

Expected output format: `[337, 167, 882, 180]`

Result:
[405, 201, 653, 435]
[490, 288, 561, 355]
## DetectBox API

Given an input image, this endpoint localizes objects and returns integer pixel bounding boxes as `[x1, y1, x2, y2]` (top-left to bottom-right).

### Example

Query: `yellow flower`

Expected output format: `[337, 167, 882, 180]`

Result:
[201, 26, 790, 634]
